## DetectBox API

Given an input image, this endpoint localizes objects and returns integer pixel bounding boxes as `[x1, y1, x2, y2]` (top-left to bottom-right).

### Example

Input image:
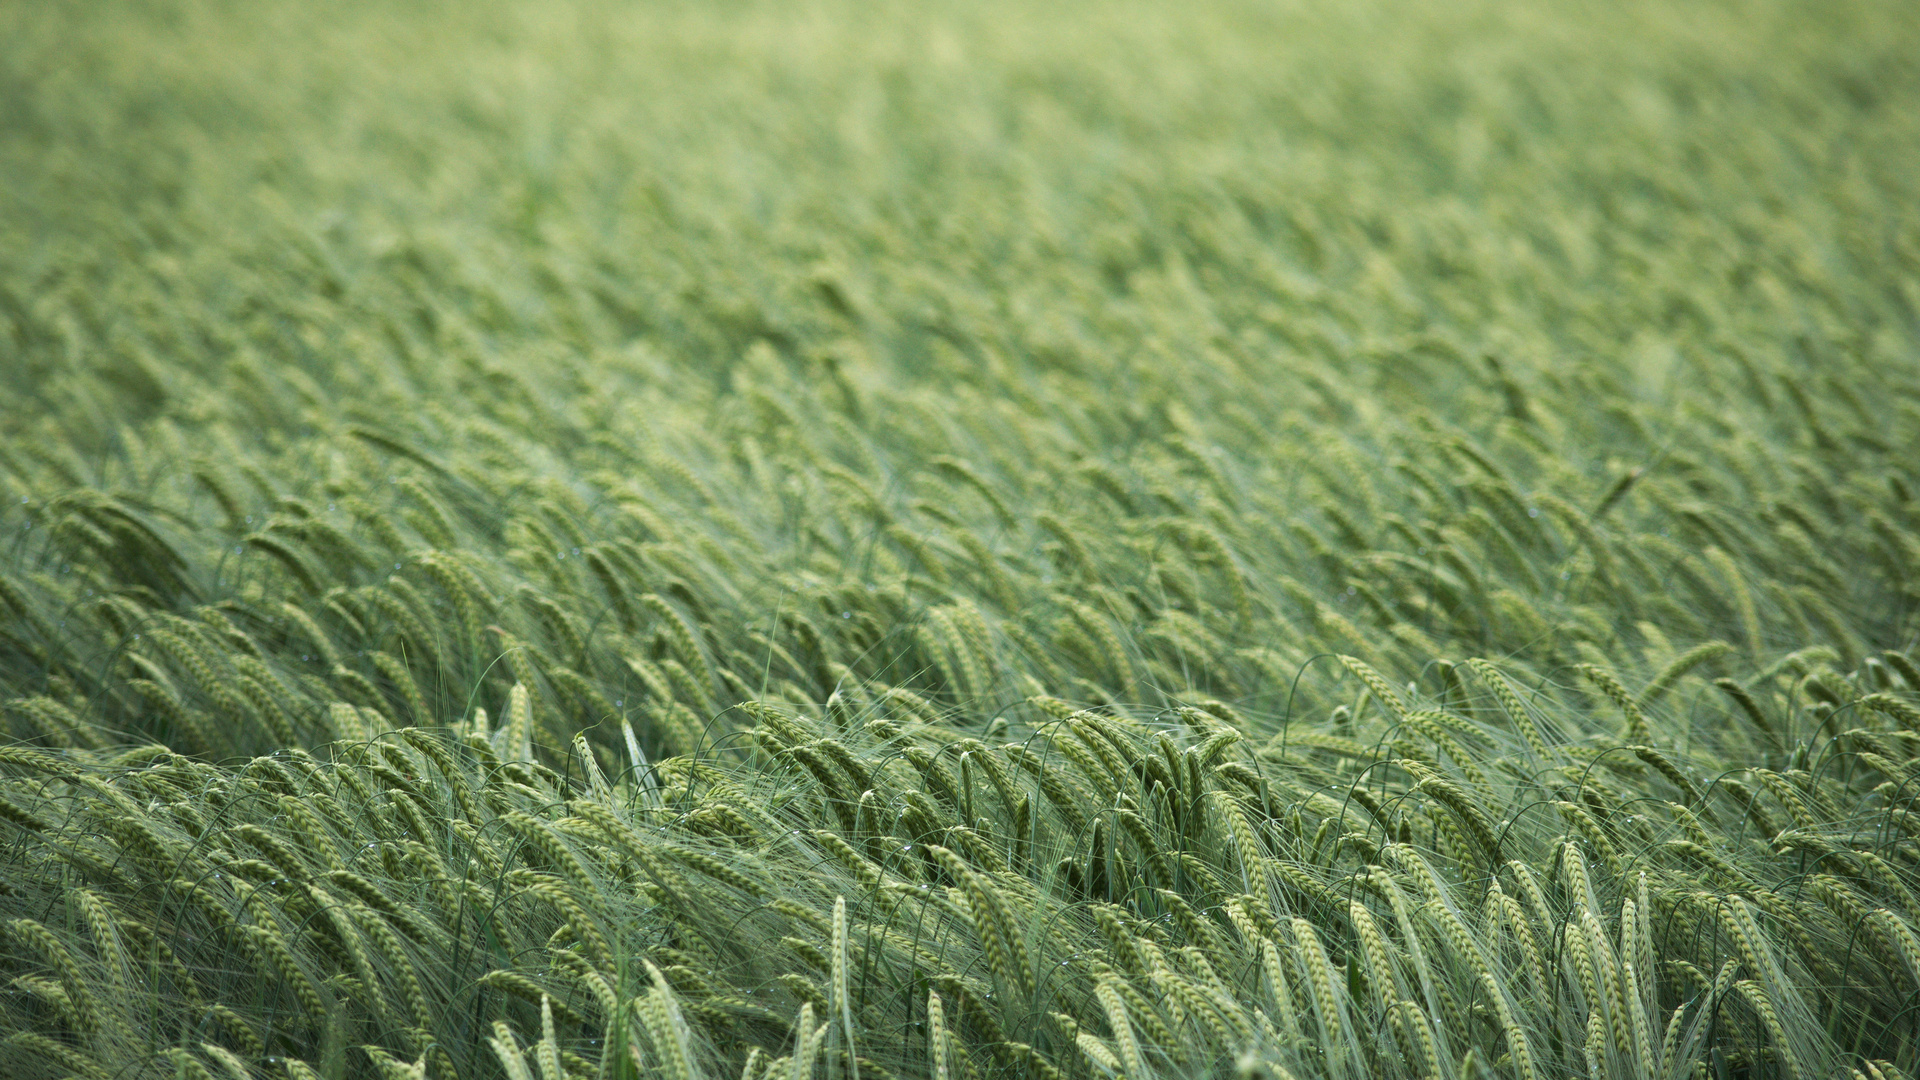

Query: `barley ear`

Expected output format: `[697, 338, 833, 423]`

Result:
[536, 994, 565, 1080]
[790, 1002, 821, 1080]
[496, 682, 534, 762]
[1096, 978, 1149, 1080]
[642, 960, 697, 1080]
[928, 990, 951, 1080]
[832, 896, 860, 1080]
[489, 1021, 536, 1080]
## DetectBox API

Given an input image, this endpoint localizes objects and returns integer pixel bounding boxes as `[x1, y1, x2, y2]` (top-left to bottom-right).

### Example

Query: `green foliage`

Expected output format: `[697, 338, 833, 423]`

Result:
[4, 0, 1920, 1077]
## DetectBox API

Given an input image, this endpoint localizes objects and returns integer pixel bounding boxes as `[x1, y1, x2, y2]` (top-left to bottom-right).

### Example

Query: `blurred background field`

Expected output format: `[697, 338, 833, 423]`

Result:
[3, 0, 1920, 1077]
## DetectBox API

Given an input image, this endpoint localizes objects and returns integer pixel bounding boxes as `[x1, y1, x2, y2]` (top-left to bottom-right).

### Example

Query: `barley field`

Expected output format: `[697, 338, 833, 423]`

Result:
[3, 0, 1919, 1077]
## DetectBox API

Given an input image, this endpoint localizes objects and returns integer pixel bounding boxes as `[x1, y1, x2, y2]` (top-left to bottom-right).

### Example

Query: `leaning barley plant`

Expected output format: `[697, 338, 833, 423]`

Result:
[6, 0, 1920, 1075]
[926, 990, 950, 1080]
[1095, 977, 1150, 1080]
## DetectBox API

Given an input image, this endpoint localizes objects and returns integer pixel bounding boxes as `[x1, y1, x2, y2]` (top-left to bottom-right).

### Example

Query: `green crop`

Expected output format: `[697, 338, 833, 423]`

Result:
[3, 0, 1919, 1077]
